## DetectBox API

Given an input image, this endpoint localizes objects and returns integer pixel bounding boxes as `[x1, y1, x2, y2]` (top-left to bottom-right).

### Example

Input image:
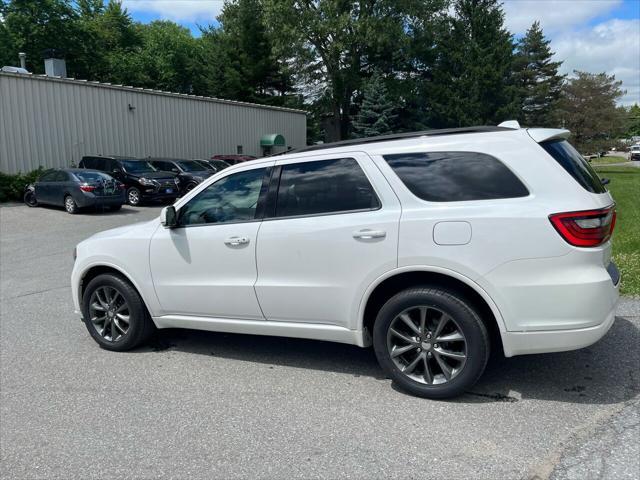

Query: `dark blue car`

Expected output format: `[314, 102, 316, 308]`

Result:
[24, 168, 125, 214]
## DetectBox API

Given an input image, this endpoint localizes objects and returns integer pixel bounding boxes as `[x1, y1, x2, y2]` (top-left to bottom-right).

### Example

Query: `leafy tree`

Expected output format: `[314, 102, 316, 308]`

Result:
[513, 21, 564, 127]
[556, 71, 625, 153]
[352, 72, 396, 137]
[1, 0, 79, 73]
[263, 0, 443, 140]
[200, 0, 293, 105]
[625, 104, 640, 138]
[428, 0, 516, 127]
[134, 21, 202, 94]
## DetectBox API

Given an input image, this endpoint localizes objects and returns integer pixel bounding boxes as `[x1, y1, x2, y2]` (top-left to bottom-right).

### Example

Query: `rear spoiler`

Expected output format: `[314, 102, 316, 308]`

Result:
[496, 121, 571, 144]
[527, 128, 571, 143]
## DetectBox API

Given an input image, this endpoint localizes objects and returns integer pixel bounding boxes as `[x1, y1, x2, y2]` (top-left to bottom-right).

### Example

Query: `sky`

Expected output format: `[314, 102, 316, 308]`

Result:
[122, 0, 640, 106]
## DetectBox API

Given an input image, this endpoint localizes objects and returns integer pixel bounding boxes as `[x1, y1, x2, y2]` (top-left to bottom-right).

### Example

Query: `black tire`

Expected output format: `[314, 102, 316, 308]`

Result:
[373, 287, 489, 399]
[81, 273, 155, 351]
[126, 187, 141, 206]
[23, 190, 38, 207]
[64, 195, 78, 214]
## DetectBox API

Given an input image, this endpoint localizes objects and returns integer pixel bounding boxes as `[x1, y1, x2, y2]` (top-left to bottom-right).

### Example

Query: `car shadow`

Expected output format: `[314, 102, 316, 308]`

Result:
[33, 204, 141, 215]
[144, 316, 639, 405]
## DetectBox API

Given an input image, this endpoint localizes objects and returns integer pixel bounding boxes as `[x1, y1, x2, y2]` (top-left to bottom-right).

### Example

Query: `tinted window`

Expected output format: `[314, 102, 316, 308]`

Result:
[179, 168, 266, 226]
[275, 158, 380, 217]
[38, 170, 57, 182]
[121, 160, 156, 173]
[151, 160, 176, 172]
[53, 171, 70, 182]
[177, 160, 204, 172]
[80, 157, 95, 169]
[540, 140, 606, 193]
[383, 152, 529, 202]
[74, 171, 111, 182]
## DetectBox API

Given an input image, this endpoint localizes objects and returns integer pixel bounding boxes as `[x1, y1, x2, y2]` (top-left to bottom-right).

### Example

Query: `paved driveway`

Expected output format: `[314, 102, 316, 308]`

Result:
[1, 204, 638, 479]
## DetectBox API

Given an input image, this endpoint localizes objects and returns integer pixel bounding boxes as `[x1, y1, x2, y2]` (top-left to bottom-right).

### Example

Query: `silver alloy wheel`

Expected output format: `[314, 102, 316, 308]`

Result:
[65, 196, 76, 213]
[88, 286, 130, 342]
[387, 306, 467, 385]
[128, 189, 140, 205]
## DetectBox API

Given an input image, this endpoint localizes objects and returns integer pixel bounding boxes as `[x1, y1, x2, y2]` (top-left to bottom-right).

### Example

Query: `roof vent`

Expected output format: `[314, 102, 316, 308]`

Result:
[498, 120, 521, 129]
[43, 48, 67, 78]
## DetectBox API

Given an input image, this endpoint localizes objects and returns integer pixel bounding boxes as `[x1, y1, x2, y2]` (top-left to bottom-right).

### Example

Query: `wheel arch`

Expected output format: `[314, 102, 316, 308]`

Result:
[359, 267, 506, 353]
[79, 263, 151, 315]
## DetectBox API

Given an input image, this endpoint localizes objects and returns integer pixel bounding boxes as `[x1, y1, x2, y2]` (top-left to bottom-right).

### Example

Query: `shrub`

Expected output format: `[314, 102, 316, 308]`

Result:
[0, 168, 46, 203]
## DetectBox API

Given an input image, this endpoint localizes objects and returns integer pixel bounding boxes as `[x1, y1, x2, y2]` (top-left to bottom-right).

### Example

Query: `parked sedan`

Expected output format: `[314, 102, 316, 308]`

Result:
[147, 158, 214, 194]
[24, 168, 125, 214]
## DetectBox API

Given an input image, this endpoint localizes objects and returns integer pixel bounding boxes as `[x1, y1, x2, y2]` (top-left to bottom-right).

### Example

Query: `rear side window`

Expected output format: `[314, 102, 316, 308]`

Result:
[80, 157, 95, 169]
[275, 158, 380, 217]
[74, 171, 111, 182]
[540, 140, 606, 194]
[383, 152, 529, 202]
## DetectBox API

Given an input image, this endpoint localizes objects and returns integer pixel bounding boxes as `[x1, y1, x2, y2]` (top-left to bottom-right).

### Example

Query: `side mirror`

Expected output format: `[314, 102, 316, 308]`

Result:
[161, 205, 178, 228]
[112, 168, 122, 175]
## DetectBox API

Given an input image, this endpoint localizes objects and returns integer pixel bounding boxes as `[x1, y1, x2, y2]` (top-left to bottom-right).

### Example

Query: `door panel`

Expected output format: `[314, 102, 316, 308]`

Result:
[149, 223, 264, 319]
[254, 153, 401, 330]
[149, 165, 270, 319]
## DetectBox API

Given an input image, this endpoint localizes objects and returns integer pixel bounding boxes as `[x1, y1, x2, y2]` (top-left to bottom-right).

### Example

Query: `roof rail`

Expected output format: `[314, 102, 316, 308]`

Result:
[294, 126, 512, 153]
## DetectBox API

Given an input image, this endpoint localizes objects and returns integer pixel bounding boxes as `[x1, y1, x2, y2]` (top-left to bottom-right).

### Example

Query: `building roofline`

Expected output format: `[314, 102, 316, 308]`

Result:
[292, 126, 512, 153]
[0, 71, 308, 115]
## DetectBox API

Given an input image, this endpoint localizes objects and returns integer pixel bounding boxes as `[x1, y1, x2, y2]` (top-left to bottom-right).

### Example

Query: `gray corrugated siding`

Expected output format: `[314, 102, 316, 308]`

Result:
[0, 73, 307, 174]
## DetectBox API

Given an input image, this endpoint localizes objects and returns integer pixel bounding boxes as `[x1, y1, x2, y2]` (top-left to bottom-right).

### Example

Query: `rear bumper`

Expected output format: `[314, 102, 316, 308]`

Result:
[501, 307, 616, 356]
[76, 194, 125, 208]
[480, 253, 620, 357]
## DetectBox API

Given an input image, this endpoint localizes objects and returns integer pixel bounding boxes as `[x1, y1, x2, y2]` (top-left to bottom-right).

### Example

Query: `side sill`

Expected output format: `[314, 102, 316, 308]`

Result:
[152, 315, 366, 347]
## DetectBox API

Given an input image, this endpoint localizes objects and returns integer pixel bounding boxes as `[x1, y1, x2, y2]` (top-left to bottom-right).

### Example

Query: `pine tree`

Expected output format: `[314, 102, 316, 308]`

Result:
[513, 21, 564, 127]
[428, 0, 517, 127]
[352, 73, 397, 138]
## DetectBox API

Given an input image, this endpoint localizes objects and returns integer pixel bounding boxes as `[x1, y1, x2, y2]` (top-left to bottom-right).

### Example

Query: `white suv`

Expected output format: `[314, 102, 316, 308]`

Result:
[71, 123, 620, 398]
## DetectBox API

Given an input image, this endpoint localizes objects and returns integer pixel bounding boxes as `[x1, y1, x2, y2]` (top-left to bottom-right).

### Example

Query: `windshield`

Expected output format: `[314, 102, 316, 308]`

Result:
[74, 171, 112, 183]
[121, 160, 157, 173]
[177, 161, 205, 172]
[211, 160, 230, 169]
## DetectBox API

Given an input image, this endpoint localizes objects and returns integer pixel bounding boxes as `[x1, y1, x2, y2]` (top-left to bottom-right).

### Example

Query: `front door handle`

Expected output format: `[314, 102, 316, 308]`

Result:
[353, 229, 386, 240]
[224, 236, 250, 246]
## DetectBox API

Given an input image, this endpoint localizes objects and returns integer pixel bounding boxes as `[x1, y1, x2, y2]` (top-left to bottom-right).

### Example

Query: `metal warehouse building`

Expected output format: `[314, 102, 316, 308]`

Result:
[0, 72, 307, 174]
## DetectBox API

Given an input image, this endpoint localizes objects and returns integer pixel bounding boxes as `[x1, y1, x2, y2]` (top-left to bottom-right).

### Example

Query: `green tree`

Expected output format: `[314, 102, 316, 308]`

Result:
[428, 0, 516, 127]
[513, 21, 564, 127]
[263, 0, 443, 140]
[1, 0, 79, 73]
[200, 0, 293, 105]
[625, 104, 640, 137]
[556, 71, 625, 153]
[352, 73, 396, 138]
[134, 21, 202, 94]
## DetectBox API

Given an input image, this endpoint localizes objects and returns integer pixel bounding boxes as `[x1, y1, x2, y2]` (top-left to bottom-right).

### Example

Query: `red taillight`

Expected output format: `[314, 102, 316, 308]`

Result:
[80, 184, 96, 192]
[549, 206, 616, 247]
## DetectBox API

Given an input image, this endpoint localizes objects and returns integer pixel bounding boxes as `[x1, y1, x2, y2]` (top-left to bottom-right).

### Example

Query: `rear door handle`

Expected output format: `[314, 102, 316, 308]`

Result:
[224, 236, 250, 246]
[353, 229, 386, 240]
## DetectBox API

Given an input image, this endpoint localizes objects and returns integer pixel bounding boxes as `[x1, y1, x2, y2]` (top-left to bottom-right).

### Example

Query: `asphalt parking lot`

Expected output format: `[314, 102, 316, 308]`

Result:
[1, 203, 639, 480]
